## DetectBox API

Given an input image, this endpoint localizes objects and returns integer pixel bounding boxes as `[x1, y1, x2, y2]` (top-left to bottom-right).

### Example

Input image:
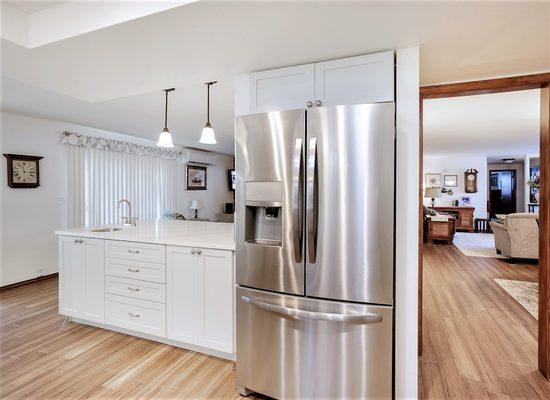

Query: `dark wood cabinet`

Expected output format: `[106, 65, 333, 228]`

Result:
[432, 206, 475, 232]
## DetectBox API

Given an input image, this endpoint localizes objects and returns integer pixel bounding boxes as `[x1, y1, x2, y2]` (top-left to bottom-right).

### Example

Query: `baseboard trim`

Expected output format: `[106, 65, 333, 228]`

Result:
[0, 273, 58, 291]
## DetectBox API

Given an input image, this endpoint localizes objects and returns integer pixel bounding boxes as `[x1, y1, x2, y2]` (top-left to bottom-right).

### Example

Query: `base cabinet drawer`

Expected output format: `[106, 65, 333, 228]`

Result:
[105, 294, 166, 337]
[105, 276, 166, 303]
[106, 259, 166, 283]
[105, 240, 165, 264]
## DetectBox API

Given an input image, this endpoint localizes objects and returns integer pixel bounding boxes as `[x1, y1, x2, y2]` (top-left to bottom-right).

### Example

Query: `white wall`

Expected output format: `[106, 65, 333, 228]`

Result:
[0, 111, 233, 286]
[423, 155, 488, 219]
[180, 156, 234, 220]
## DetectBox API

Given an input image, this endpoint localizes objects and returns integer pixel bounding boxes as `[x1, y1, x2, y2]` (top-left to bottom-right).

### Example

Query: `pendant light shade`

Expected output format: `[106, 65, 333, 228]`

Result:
[199, 81, 217, 144]
[157, 88, 175, 148]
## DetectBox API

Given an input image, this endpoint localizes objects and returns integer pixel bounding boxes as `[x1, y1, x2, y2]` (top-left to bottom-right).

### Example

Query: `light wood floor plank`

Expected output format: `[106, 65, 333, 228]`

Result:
[420, 243, 550, 399]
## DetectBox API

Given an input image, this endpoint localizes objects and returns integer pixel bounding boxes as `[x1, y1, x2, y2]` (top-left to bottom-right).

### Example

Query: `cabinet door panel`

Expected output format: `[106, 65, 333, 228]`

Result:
[250, 64, 314, 113]
[314, 51, 394, 106]
[83, 239, 105, 323]
[199, 249, 234, 353]
[59, 237, 85, 317]
[167, 246, 199, 344]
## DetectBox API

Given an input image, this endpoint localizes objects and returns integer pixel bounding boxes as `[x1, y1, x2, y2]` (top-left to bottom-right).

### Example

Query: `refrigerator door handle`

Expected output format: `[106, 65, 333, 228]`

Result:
[306, 137, 318, 263]
[291, 137, 304, 263]
[241, 295, 383, 324]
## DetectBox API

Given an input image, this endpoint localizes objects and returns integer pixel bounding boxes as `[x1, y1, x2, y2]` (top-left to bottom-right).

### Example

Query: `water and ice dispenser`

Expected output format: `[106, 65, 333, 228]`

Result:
[244, 181, 282, 247]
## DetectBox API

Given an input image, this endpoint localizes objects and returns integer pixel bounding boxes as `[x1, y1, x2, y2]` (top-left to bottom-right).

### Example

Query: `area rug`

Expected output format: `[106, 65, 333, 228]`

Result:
[495, 279, 538, 319]
[453, 232, 505, 259]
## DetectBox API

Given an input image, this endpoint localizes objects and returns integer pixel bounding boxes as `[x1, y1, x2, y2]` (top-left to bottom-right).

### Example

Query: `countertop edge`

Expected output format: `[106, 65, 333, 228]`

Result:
[54, 230, 236, 251]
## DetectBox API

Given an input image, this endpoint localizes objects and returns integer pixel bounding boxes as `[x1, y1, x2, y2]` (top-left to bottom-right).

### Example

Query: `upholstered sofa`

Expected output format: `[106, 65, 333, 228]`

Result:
[489, 213, 539, 260]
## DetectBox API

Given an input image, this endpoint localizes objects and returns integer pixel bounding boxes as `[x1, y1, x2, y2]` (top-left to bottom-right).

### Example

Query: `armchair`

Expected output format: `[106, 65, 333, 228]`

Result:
[489, 213, 539, 260]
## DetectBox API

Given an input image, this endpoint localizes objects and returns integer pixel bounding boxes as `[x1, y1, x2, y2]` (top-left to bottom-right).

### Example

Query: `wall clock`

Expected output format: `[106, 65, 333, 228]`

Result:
[464, 168, 478, 193]
[3, 154, 43, 188]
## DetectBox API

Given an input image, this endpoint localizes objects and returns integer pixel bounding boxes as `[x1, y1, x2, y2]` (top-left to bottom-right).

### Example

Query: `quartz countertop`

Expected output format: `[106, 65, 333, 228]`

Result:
[55, 220, 235, 251]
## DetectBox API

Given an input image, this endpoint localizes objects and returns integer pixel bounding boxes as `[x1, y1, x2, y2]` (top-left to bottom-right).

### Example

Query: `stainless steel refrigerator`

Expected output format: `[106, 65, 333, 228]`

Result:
[235, 103, 395, 399]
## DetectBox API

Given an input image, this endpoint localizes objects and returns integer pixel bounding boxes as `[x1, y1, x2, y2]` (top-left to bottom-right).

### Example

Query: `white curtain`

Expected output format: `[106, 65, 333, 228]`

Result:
[64, 132, 183, 228]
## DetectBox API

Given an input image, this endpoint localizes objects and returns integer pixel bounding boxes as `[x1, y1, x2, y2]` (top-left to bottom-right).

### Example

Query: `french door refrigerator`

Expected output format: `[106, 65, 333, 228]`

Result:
[235, 103, 395, 399]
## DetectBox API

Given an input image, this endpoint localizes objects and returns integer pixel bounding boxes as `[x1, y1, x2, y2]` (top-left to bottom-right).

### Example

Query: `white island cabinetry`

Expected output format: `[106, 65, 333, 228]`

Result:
[58, 236, 105, 323]
[167, 246, 234, 354]
[56, 220, 235, 360]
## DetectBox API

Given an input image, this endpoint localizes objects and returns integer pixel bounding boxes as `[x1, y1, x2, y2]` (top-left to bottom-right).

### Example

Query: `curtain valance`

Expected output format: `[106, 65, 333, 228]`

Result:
[60, 131, 183, 160]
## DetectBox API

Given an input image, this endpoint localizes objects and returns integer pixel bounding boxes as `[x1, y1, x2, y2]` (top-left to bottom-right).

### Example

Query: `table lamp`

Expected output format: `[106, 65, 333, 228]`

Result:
[189, 200, 201, 219]
[424, 187, 441, 208]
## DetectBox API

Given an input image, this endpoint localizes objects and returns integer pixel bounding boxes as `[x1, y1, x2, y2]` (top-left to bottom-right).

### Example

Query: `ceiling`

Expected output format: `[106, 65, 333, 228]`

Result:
[4, 1, 68, 14]
[2, 1, 549, 154]
[424, 89, 540, 157]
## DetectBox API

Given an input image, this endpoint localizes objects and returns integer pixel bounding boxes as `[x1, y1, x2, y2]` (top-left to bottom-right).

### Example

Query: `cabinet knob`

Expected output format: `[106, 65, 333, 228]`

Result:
[74, 239, 83, 244]
[197, 249, 202, 255]
[191, 249, 196, 255]
[315, 100, 322, 107]
[306, 101, 313, 108]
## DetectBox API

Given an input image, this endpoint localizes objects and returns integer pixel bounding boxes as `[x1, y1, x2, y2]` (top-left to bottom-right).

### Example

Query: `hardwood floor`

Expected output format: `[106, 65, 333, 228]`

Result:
[0, 276, 259, 400]
[4, 245, 549, 399]
[420, 243, 550, 399]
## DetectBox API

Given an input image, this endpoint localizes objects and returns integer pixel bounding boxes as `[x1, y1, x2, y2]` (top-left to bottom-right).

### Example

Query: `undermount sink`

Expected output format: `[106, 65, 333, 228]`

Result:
[91, 227, 122, 233]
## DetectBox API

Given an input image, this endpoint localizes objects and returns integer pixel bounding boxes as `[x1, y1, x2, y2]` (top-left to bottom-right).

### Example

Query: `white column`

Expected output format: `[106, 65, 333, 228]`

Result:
[395, 46, 419, 399]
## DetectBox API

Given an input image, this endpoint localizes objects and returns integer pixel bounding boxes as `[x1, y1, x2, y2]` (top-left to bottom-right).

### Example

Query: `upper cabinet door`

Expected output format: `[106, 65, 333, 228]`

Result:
[249, 64, 315, 113]
[314, 51, 394, 106]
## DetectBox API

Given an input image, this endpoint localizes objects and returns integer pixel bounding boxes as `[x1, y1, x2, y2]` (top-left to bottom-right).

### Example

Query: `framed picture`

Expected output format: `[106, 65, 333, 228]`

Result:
[186, 165, 207, 190]
[443, 174, 458, 187]
[425, 173, 441, 187]
[460, 196, 471, 206]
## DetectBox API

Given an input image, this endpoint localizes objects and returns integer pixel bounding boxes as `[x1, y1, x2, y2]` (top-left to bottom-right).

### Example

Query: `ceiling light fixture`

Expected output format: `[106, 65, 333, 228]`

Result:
[157, 88, 175, 148]
[199, 81, 218, 144]
[502, 158, 515, 164]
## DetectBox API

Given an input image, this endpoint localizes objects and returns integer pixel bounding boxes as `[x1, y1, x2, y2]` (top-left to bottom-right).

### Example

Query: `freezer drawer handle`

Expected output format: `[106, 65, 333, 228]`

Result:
[241, 295, 383, 324]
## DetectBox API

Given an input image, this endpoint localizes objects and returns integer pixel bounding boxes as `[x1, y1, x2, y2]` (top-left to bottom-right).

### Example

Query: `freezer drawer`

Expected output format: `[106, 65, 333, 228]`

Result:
[236, 286, 393, 399]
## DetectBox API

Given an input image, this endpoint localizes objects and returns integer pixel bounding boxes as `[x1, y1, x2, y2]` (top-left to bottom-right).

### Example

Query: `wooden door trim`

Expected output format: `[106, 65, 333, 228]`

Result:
[418, 73, 550, 379]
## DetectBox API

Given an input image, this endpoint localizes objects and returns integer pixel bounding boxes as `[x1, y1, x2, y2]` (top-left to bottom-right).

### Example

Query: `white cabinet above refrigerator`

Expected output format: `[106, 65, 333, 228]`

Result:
[247, 51, 394, 114]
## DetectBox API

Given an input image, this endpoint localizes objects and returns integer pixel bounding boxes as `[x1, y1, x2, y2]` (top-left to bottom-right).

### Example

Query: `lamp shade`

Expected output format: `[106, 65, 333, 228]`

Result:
[199, 125, 217, 144]
[424, 187, 441, 199]
[189, 200, 201, 210]
[157, 128, 174, 148]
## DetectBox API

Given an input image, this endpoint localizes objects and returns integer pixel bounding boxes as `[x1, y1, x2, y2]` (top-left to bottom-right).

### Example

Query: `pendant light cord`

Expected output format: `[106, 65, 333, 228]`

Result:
[163, 88, 175, 130]
[205, 81, 217, 125]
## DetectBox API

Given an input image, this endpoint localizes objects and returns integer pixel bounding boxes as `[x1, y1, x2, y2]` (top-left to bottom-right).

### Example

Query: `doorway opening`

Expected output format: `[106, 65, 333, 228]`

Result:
[418, 73, 550, 398]
[489, 169, 517, 217]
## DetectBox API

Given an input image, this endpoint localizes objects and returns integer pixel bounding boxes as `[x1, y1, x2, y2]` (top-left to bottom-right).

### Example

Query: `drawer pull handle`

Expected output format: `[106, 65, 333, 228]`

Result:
[127, 268, 140, 273]
[128, 250, 140, 254]
[197, 249, 202, 255]
[74, 239, 84, 244]
[128, 287, 140, 292]
[128, 312, 141, 318]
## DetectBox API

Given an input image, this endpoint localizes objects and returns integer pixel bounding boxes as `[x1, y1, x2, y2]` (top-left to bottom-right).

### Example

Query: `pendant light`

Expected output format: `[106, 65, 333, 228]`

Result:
[199, 81, 217, 144]
[157, 88, 175, 148]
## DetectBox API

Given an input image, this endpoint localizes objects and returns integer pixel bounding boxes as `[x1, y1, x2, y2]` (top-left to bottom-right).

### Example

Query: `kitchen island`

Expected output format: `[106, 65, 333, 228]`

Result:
[55, 220, 235, 360]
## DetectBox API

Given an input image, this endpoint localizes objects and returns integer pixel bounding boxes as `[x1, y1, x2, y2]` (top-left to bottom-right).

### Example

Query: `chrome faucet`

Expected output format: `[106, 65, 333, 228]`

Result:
[117, 199, 136, 226]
